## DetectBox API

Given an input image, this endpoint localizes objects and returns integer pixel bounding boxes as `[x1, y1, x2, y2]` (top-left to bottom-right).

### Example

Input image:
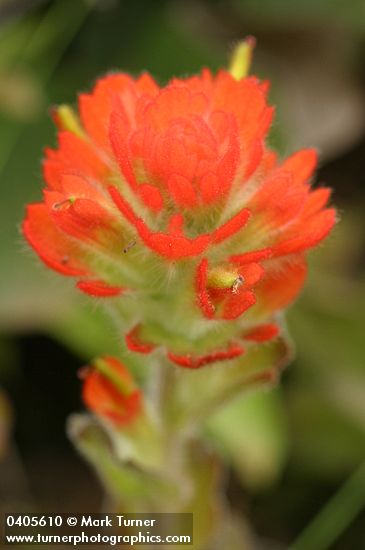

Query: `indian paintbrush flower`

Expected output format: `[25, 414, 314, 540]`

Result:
[24, 40, 338, 549]
[22, 39, 336, 372]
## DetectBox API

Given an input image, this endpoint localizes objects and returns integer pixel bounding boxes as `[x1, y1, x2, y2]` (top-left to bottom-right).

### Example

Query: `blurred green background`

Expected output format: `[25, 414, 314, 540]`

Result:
[0, 1, 364, 548]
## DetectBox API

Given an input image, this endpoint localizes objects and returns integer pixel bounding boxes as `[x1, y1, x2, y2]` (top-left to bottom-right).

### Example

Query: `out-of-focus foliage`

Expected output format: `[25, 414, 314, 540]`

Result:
[0, 388, 12, 459]
[288, 212, 365, 478]
[173, 0, 365, 160]
[207, 388, 289, 490]
[233, 0, 365, 29]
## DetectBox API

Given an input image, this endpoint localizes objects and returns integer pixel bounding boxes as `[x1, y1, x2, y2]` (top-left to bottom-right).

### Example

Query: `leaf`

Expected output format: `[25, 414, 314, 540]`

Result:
[206, 387, 289, 490]
[289, 391, 365, 478]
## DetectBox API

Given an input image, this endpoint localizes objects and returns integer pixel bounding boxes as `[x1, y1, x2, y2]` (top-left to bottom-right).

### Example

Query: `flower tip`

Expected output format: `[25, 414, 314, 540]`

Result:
[207, 266, 240, 290]
[229, 36, 256, 80]
[50, 104, 85, 139]
[92, 356, 135, 396]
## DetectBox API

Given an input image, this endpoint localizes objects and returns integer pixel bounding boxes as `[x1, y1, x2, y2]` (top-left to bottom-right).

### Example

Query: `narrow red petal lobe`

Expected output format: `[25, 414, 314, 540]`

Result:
[230, 248, 272, 265]
[167, 343, 244, 369]
[76, 280, 125, 297]
[108, 185, 139, 225]
[125, 325, 156, 354]
[212, 208, 251, 244]
[135, 226, 210, 259]
[196, 259, 215, 318]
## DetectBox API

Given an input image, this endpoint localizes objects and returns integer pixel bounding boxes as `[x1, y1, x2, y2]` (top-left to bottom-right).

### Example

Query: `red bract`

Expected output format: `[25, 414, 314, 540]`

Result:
[81, 356, 142, 426]
[167, 344, 245, 369]
[23, 50, 336, 367]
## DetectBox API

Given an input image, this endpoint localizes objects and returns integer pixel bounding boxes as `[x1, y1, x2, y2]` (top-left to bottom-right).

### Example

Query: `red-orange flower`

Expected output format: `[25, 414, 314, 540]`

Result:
[81, 356, 142, 425]
[23, 45, 336, 368]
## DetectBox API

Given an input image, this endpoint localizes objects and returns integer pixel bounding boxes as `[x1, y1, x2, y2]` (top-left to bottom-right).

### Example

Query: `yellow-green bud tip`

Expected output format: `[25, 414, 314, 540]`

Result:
[93, 357, 134, 396]
[228, 36, 256, 80]
[207, 267, 241, 290]
[52, 104, 85, 139]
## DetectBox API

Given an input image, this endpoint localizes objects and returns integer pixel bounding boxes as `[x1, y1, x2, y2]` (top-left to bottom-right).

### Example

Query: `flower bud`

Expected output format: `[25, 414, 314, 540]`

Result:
[80, 356, 142, 426]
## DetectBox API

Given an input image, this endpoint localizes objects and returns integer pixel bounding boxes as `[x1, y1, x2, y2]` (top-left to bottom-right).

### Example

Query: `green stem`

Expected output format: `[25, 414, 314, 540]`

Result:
[290, 461, 365, 550]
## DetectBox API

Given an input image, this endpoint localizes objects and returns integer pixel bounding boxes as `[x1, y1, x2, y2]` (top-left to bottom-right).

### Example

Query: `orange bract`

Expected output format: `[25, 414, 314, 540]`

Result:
[82, 356, 142, 425]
